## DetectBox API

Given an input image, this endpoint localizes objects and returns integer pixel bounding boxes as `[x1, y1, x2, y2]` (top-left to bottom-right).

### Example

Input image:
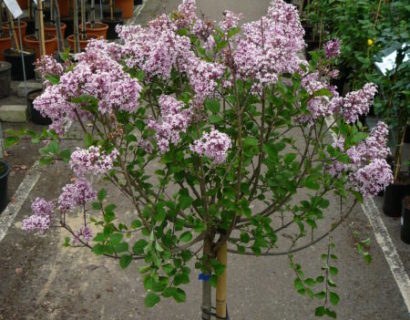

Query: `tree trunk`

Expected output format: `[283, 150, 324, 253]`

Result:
[216, 241, 227, 319]
[201, 237, 212, 320]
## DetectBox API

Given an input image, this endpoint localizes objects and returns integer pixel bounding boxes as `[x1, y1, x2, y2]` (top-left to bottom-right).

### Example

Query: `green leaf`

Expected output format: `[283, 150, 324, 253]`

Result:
[133, 239, 148, 255]
[4, 136, 20, 148]
[92, 202, 102, 210]
[179, 231, 192, 243]
[84, 133, 93, 148]
[329, 292, 340, 306]
[284, 153, 297, 165]
[329, 266, 338, 276]
[294, 278, 304, 291]
[59, 149, 71, 162]
[205, 99, 220, 114]
[304, 278, 316, 286]
[243, 137, 259, 147]
[209, 115, 223, 124]
[119, 255, 132, 269]
[144, 292, 160, 308]
[98, 188, 107, 201]
[163, 287, 186, 303]
[325, 308, 337, 318]
[315, 306, 325, 316]
[305, 175, 320, 190]
[179, 194, 193, 210]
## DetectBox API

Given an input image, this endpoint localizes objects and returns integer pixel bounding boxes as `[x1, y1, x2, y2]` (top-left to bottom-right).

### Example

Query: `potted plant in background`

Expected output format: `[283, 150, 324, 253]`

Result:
[0, 3, 12, 61]
[115, 0, 132, 18]
[79, 0, 108, 39]
[44, 0, 67, 48]
[24, 0, 57, 59]
[102, 0, 123, 39]
[0, 158, 10, 213]
[67, 0, 96, 51]
[3, 6, 36, 81]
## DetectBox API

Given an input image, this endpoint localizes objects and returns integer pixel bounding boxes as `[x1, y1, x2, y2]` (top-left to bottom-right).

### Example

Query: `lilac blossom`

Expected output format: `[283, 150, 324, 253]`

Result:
[219, 11, 242, 31]
[58, 178, 96, 212]
[324, 39, 341, 58]
[174, 0, 197, 29]
[22, 198, 55, 232]
[190, 129, 232, 164]
[71, 226, 93, 245]
[233, 0, 306, 89]
[148, 95, 193, 153]
[70, 146, 119, 176]
[339, 83, 377, 123]
[350, 159, 393, 196]
[35, 55, 64, 85]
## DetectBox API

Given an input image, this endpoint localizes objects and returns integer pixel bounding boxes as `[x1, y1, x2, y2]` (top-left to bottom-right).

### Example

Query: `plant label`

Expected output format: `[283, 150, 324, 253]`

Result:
[3, 0, 23, 19]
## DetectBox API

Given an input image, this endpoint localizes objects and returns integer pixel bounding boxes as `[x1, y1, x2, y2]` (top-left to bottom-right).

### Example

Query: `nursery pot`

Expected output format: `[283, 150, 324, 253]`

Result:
[17, 0, 28, 10]
[58, 0, 71, 17]
[44, 22, 67, 38]
[3, 48, 36, 81]
[2, 20, 28, 42]
[79, 22, 109, 39]
[0, 160, 10, 213]
[134, 0, 142, 5]
[115, 0, 134, 18]
[102, 8, 123, 20]
[23, 34, 57, 59]
[0, 61, 11, 98]
[61, 17, 74, 37]
[66, 34, 96, 51]
[26, 89, 52, 125]
[22, 18, 35, 36]
[102, 18, 123, 40]
[401, 197, 410, 244]
[383, 172, 410, 217]
[0, 35, 12, 61]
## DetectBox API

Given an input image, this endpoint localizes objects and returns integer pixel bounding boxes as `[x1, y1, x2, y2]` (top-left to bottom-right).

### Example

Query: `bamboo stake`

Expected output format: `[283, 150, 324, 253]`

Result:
[80, 0, 86, 40]
[53, 0, 64, 52]
[7, 11, 19, 51]
[215, 241, 228, 319]
[110, 0, 113, 21]
[37, 0, 46, 57]
[73, 0, 79, 52]
[201, 238, 212, 320]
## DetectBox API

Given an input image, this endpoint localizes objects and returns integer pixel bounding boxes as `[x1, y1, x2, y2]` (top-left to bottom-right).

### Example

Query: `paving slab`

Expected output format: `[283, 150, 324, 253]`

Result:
[0, 105, 27, 122]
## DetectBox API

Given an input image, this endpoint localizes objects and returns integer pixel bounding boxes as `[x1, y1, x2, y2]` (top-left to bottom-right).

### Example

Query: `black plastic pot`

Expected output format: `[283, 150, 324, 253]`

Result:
[383, 172, 410, 217]
[103, 8, 123, 20]
[26, 89, 52, 125]
[134, 0, 143, 4]
[3, 48, 36, 81]
[404, 125, 410, 144]
[0, 160, 10, 213]
[102, 18, 123, 40]
[22, 17, 35, 35]
[0, 61, 11, 98]
[401, 197, 410, 244]
[61, 17, 74, 39]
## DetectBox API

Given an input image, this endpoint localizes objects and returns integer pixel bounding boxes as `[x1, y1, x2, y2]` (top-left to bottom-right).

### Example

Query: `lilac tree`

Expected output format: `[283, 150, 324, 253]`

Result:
[10, 0, 393, 318]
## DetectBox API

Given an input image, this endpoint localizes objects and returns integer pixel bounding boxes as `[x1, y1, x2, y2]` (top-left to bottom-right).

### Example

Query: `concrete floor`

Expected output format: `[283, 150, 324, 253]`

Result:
[0, 1, 409, 319]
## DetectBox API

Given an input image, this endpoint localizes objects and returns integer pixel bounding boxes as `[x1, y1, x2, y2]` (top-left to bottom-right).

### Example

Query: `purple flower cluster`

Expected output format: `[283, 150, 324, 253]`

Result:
[233, 0, 306, 89]
[338, 83, 378, 123]
[22, 198, 55, 231]
[190, 129, 232, 164]
[70, 146, 119, 176]
[219, 11, 242, 31]
[71, 226, 93, 245]
[58, 178, 96, 212]
[33, 40, 142, 135]
[174, 0, 197, 29]
[148, 95, 193, 153]
[324, 39, 341, 59]
[328, 121, 393, 196]
[35, 55, 64, 84]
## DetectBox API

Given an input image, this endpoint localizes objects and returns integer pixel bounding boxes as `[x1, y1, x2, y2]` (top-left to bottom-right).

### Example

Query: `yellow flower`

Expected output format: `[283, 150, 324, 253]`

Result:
[367, 39, 374, 46]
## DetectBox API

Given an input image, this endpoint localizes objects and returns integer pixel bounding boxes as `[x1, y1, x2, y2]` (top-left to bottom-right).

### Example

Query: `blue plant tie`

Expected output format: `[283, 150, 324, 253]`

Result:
[198, 273, 211, 281]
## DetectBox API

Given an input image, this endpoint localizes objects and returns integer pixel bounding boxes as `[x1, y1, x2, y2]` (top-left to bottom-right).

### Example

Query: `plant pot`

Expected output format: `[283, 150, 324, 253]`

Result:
[2, 20, 28, 41]
[103, 8, 123, 20]
[404, 125, 410, 144]
[0, 61, 11, 98]
[23, 34, 57, 59]
[17, 0, 28, 10]
[22, 18, 35, 35]
[115, 0, 134, 18]
[0, 160, 10, 213]
[66, 34, 96, 52]
[3, 48, 36, 81]
[58, 0, 71, 17]
[80, 22, 109, 39]
[383, 171, 410, 217]
[61, 17, 74, 37]
[401, 197, 410, 244]
[102, 18, 123, 40]
[0, 35, 12, 61]
[27, 89, 52, 125]
[44, 22, 67, 38]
